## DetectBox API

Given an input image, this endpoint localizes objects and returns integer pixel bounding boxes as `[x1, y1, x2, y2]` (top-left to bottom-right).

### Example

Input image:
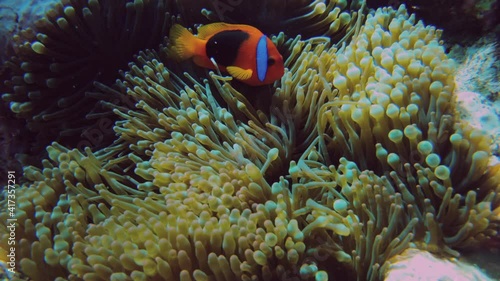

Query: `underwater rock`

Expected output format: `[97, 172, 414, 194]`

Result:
[0, 0, 58, 63]
[452, 39, 500, 164]
[384, 248, 496, 281]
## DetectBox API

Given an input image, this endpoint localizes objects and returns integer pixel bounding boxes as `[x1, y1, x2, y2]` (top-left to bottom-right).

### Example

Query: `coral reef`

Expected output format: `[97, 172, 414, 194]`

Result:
[454, 42, 500, 95]
[452, 40, 500, 164]
[1, 2, 499, 281]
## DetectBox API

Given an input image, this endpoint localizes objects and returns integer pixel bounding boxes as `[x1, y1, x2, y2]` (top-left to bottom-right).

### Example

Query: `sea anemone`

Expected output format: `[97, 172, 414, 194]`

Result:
[1, 2, 499, 281]
[1, 0, 176, 151]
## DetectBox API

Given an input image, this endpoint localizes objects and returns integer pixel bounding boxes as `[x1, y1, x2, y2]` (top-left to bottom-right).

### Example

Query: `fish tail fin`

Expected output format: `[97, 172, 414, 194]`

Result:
[168, 24, 201, 61]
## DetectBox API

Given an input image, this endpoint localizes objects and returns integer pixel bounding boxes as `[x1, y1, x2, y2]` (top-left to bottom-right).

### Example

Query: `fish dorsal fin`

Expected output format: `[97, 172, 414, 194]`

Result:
[227, 66, 253, 80]
[197, 22, 253, 39]
[197, 23, 233, 39]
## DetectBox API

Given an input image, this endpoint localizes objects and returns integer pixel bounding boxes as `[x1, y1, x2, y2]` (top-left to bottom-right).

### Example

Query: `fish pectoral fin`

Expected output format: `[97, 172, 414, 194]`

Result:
[227, 66, 252, 80]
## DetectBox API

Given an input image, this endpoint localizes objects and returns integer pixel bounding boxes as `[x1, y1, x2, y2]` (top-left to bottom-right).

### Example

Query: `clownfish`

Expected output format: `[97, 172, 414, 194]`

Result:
[168, 23, 285, 86]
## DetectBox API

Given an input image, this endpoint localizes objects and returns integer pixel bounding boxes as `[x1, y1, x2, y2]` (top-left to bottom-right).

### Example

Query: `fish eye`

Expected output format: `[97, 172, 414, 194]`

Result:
[267, 58, 275, 66]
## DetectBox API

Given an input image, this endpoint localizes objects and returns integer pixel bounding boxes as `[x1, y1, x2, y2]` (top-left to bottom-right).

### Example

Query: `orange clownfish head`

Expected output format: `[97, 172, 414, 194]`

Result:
[168, 23, 285, 86]
[251, 35, 285, 86]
